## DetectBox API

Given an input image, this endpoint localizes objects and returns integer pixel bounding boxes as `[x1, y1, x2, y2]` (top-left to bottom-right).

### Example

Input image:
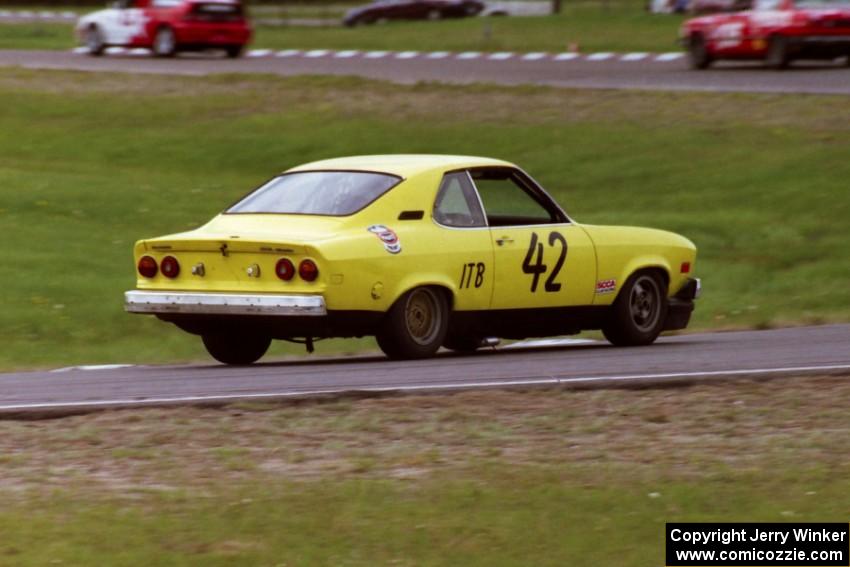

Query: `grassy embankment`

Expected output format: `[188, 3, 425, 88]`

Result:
[1, 375, 849, 565]
[0, 70, 848, 370]
[0, 1, 686, 52]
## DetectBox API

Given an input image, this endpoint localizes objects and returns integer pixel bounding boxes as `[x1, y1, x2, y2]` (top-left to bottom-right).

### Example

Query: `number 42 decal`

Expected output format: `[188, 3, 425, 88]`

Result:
[522, 231, 567, 293]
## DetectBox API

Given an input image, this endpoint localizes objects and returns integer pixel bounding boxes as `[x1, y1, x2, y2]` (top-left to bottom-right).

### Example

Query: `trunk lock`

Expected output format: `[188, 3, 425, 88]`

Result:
[191, 263, 206, 277]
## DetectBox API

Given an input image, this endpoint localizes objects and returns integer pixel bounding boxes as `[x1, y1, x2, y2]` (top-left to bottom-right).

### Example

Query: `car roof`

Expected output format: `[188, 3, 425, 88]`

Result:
[284, 154, 516, 178]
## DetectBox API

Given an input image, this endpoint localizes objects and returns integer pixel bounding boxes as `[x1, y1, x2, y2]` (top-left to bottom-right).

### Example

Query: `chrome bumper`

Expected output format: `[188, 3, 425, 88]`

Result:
[124, 291, 327, 316]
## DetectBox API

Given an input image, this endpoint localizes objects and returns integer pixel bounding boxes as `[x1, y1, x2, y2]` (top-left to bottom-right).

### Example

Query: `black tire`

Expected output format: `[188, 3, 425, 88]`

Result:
[376, 287, 449, 359]
[85, 25, 105, 56]
[687, 34, 712, 70]
[765, 35, 790, 69]
[602, 271, 668, 347]
[152, 27, 177, 57]
[202, 333, 271, 365]
[225, 45, 244, 58]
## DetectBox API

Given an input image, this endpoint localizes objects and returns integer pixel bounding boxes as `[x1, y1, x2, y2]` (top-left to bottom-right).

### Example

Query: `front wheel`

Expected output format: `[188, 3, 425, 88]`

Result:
[376, 287, 449, 359]
[602, 272, 668, 347]
[202, 333, 271, 365]
[687, 34, 712, 70]
[85, 25, 105, 56]
[152, 27, 177, 57]
[765, 35, 790, 69]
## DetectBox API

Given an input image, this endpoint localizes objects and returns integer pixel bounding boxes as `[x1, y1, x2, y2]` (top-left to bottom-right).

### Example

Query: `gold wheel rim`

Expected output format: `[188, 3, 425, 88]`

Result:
[405, 289, 441, 346]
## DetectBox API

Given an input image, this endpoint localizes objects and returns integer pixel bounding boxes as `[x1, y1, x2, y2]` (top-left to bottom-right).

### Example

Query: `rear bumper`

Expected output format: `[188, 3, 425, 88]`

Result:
[124, 290, 326, 316]
[663, 277, 700, 331]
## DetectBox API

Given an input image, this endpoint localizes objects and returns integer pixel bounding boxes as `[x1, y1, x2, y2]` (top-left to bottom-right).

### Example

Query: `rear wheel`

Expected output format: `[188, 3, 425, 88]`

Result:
[202, 333, 271, 365]
[225, 45, 244, 58]
[602, 271, 668, 347]
[765, 35, 790, 69]
[376, 287, 449, 359]
[152, 27, 177, 57]
[85, 25, 105, 56]
[687, 34, 712, 70]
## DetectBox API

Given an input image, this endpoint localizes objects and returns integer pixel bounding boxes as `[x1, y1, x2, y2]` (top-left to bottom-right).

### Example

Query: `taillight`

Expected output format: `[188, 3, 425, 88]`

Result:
[275, 258, 295, 281]
[138, 256, 158, 278]
[299, 259, 319, 282]
[161, 256, 180, 279]
[680, 262, 691, 274]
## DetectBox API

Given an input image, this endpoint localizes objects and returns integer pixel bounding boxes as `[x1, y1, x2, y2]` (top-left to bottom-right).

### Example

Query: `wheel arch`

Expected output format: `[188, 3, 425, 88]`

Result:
[615, 261, 671, 301]
[385, 276, 457, 312]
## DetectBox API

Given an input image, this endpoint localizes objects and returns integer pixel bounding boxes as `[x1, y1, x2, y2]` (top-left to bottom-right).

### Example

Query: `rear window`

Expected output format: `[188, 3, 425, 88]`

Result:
[227, 171, 402, 216]
[189, 2, 243, 20]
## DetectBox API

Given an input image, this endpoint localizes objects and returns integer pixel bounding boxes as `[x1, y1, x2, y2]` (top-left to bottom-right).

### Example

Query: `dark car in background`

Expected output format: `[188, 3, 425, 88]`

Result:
[343, 0, 485, 25]
[689, 0, 752, 14]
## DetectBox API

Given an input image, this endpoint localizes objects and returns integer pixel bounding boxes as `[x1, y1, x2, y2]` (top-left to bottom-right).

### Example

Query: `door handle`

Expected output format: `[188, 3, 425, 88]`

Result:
[495, 236, 514, 246]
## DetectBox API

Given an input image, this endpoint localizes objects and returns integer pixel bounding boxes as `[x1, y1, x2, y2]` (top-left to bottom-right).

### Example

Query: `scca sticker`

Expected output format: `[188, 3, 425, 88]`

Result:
[596, 279, 616, 294]
[367, 225, 402, 254]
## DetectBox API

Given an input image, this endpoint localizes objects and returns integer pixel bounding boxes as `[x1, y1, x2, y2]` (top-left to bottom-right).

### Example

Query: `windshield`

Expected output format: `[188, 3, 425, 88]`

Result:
[227, 171, 402, 216]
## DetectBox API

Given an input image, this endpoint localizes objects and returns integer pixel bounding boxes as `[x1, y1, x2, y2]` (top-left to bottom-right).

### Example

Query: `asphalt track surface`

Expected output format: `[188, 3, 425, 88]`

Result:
[1, 48, 849, 94]
[1, 324, 849, 414]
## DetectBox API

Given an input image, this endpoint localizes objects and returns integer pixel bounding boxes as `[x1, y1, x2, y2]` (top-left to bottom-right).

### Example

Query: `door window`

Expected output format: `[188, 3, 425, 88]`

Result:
[470, 168, 564, 227]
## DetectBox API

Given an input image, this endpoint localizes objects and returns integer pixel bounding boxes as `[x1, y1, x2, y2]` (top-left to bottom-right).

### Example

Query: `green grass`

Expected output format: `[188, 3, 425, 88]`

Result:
[1, 471, 847, 566]
[0, 70, 849, 369]
[0, 1, 686, 53]
[0, 22, 72, 50]
[1, 378, 849, 565]
[253, 5, 686, 53]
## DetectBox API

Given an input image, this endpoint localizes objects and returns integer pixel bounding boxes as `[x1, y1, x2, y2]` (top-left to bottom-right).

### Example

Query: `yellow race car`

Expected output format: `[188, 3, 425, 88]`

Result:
[125, 155, 700, 365]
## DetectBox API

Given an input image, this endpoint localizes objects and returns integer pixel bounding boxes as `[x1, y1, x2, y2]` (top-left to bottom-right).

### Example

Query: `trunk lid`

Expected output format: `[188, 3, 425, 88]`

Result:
[135, 214, 346, 293]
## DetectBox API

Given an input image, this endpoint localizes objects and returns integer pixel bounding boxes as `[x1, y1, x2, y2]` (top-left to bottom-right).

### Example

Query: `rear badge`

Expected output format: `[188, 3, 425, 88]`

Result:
[596, 279, 616, 294]
[367, 225, 402, 254]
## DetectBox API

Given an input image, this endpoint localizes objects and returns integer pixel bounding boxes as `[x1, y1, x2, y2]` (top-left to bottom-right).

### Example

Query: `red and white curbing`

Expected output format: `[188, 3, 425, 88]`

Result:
[1, 9, 77, 19]
[71, 46, 685, 62]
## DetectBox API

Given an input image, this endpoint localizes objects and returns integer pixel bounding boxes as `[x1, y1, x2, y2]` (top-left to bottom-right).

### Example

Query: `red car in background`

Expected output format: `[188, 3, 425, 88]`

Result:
[681, 0, 850, 68]
[75, 0, 252, 57]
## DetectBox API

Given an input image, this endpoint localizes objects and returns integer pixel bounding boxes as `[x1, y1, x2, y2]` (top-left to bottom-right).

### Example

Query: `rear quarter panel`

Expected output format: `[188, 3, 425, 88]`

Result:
[318, 168, 493, 313]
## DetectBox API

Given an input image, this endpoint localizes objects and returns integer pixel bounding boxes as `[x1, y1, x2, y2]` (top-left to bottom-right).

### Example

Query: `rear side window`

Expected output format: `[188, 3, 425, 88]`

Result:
[228, 171, 401, 216]
[433, 172, 486, 228]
